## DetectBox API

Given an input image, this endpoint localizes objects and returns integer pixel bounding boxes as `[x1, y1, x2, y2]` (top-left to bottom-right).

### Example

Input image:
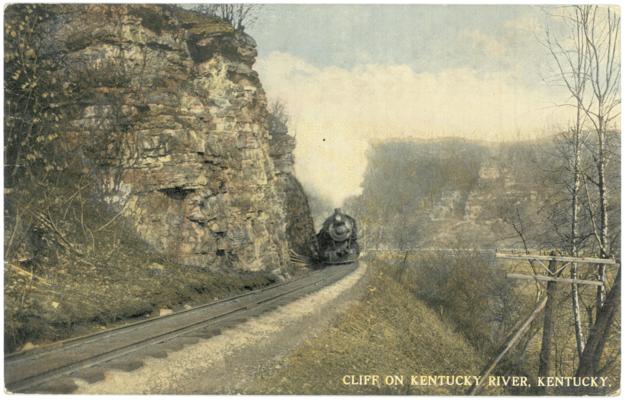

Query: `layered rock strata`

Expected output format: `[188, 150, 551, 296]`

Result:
[41, 4, 313, 271]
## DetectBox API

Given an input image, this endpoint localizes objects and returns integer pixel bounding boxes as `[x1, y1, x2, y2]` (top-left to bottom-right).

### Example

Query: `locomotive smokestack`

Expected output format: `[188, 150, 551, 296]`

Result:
[334, 208, 343, 222]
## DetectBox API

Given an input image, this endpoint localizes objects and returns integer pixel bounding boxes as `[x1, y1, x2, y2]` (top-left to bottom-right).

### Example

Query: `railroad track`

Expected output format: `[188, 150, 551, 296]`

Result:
[5, 263, 357, 393]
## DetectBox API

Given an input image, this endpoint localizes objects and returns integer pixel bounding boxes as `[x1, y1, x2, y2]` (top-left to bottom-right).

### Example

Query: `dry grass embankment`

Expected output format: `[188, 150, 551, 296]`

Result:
[247, 264, 486, 395]
[4, 190, 285, 353]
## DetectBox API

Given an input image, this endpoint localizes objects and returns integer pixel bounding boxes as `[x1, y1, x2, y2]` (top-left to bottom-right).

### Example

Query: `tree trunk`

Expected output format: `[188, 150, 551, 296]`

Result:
[576, 268, 620, 390]
[596, 119, 609, 318]
[571, 123, 585, 360]
[538, 255, 558, 394]
[571, 262, 585, 358]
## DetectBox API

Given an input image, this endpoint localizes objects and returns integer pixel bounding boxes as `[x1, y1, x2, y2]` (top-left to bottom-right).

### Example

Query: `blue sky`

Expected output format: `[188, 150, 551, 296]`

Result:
[250, 5, 552, 82]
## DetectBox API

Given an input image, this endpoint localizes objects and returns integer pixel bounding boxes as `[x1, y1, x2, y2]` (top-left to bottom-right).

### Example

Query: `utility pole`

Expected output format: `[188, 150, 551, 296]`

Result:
[468, 251, 619, 396]
[538, 252, 557, 394]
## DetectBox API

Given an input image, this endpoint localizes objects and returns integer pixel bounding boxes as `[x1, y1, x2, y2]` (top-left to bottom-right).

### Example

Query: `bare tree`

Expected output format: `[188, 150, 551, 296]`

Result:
[577, 6, 620, 313]
[576, 267, 620, 382]
[542, 4, 620, 377]
[269, 99, 289, 127]
[191, 4, 260, 31]
[544, 5, 593, 360]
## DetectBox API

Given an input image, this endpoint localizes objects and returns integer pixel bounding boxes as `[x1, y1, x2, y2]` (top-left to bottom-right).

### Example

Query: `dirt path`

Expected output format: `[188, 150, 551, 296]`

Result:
[74, 262, 368, 394]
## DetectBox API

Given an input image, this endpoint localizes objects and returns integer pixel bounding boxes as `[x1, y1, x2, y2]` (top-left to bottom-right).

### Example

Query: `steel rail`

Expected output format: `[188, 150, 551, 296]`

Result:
[5, 267, 322, 363]
[5, 264, 356, 393]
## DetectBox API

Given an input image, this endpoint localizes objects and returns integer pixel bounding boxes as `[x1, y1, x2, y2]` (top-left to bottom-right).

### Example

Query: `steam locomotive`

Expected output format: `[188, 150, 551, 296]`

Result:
[314, 208, 360, 265]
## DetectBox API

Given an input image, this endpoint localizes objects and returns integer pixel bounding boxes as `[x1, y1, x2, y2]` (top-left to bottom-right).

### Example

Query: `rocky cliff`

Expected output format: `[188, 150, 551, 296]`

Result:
[346, 136, 620, 251]
[28, 4, 313, 271]
[268, 114, 316, 258]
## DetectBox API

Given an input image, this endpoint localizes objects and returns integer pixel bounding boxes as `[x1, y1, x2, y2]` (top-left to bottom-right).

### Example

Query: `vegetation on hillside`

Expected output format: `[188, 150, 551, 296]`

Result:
[345, 138, 486, 248]
[341, 132, 619, 393]
[345, 135, 619, 251]
[3, 4, 280, 353]
[247, 260, 487, 395]
[248, 251, 618, 395]
[379, 251, 619, 395]
[341, 7, 620, 385]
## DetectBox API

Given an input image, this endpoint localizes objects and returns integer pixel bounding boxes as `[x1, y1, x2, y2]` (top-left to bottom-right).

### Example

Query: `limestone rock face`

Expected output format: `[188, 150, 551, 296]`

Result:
[268, 117, 316, 258]
[45, 5, 303, 271]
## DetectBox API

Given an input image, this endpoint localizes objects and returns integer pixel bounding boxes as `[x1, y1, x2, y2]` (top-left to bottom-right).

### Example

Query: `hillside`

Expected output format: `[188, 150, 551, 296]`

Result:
[4, 4, 315, 352]
[345, 135, 620, 251]
[246, 261, 489, 395]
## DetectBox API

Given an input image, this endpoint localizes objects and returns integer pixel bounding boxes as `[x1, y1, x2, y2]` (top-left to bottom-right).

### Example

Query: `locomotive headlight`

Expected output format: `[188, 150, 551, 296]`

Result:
[329, 221, 352, 241]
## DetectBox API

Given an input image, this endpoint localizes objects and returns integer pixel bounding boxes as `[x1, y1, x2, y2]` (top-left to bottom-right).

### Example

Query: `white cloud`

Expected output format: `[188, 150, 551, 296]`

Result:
[503, 13, 544, 35]
[460, 29, 507, 58]
[256, 51, 574, 206]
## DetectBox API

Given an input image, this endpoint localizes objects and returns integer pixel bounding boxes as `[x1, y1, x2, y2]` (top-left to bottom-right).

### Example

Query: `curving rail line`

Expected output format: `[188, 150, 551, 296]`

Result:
[5, 263, 357, 393]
